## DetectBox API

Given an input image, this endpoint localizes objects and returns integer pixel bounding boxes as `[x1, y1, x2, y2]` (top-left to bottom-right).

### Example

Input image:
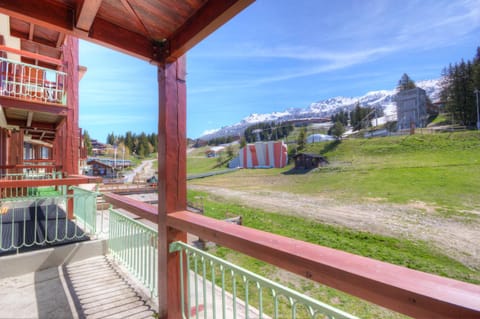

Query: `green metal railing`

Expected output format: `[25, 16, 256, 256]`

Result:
[108, 208, 158, 297]
[0, 191, 97, 252]
[0, 57, 67, 105]
[71, 187, 100, 235]
[170, 241, 359, 319]
[107, 209, 357, 318]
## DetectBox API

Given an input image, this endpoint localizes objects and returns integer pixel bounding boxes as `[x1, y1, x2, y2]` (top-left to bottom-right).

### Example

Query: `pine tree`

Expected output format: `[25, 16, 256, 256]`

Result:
[83, 130, 93, 156]
[397, 73, 416, 91]
[106, 132, 115, 145]
[442, 55, 477, 126]
[296, 128, 306, 152]
[329, 121, 345, 139]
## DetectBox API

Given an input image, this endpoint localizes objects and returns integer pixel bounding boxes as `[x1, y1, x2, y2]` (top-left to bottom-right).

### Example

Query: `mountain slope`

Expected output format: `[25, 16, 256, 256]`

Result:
[200, 79, 442, 140]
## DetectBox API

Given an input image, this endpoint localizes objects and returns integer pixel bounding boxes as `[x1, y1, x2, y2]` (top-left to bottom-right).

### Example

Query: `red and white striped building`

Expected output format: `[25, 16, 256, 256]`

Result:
[238, 141, 288, 168]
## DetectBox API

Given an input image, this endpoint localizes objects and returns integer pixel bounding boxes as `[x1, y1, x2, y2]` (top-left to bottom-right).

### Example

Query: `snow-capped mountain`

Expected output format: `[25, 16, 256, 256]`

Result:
[199, 78, 442, 140]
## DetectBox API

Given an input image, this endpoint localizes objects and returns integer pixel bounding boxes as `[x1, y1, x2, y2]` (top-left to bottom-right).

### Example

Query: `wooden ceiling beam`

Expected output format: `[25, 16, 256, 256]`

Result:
[56, 33, 66, 47]
[26, 111, 33, 127]
[20, 39, 62, 58]
[88, 17, 156, 62]
[6, 119, 57, 131]
[0, 105, 7, 127]
[0, 1, 74, 34]
[166, 0, 254, 61]
[28, 22, 34, 40]
[76, 0, 103, 32]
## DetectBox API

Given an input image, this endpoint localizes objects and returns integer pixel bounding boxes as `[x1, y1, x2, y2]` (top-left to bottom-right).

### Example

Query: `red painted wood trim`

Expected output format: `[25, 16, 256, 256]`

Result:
[166, 210, 480, 319]
[103, 192, 158, 223]
[0, 45, 62, 66]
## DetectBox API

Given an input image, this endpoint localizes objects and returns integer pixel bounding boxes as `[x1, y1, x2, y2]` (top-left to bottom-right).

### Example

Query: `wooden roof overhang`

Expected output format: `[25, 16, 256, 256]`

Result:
[0, 0, 254, 65]
[0, 0, 254, 145]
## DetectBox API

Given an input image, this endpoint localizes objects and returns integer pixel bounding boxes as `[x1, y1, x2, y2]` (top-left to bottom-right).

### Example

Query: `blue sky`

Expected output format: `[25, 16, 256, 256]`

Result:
[79, 0, 480, 141]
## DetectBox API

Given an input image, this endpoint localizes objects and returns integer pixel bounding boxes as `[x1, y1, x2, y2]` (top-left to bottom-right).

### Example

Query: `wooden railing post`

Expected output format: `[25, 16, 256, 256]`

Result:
[157, 55, 187, 319]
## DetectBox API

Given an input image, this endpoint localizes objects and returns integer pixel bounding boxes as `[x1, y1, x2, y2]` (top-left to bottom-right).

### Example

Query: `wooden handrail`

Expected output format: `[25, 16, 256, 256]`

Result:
[103, 192, 158, 223]
[23, 159, 56, 163]
[0, 176, 100, 187]
[100, 195, 480, 318]
[167, 211, 480, 319]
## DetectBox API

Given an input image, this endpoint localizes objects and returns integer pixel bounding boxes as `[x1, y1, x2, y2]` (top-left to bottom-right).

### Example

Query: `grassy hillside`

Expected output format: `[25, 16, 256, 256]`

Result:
[187, 146, 227, 174]
[191, 131, 480, 214]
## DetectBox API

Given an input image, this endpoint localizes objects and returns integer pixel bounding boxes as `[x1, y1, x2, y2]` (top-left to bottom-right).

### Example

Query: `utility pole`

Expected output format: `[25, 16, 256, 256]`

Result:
[475, 88, 480, 130]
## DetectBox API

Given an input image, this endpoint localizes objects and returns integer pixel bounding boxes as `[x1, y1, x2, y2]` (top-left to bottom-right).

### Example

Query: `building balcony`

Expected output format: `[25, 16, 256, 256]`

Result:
[0, 56, 66, 106]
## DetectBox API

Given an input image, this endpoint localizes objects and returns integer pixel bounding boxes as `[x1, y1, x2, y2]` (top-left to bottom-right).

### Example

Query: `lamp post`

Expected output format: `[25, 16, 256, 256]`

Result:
[475, 88, 480, 130]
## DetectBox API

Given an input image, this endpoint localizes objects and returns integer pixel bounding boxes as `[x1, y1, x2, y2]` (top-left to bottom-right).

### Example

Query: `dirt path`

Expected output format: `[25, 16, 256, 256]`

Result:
[189, 185, 480, 269]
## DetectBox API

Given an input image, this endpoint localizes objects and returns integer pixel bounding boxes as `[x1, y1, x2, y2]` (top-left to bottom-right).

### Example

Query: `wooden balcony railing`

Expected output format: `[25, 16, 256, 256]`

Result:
[0, 57, 66, 106]
[103, 193, 480, 319]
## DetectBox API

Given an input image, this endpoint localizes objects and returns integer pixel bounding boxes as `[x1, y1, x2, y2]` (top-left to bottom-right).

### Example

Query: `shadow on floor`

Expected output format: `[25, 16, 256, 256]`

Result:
[62, 256, 157, 319]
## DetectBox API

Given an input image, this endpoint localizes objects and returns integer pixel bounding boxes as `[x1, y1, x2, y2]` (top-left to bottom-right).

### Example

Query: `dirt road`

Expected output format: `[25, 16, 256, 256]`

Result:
[189, 185, 480, 269]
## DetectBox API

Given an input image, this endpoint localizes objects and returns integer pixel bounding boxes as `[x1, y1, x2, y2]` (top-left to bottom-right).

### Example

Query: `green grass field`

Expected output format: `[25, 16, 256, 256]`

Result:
[187, 145, 238, 174]
[189, 131, 480, 214]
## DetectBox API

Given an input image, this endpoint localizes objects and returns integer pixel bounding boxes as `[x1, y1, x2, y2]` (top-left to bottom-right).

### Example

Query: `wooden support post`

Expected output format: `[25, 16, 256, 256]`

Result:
[62, 36, 80, 175]
[157, 56, 187, 318]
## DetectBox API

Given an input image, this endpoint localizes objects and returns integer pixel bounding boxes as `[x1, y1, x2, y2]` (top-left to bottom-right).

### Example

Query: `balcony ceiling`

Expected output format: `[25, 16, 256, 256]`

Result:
[3, 107, 58, 142]
[0, 0, 254, 65]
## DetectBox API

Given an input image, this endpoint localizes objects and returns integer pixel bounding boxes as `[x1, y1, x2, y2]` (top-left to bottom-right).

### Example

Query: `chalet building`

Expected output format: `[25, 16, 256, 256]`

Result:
[0, 2, 477, 319]
[90, 138, 107, 156]
[292, 153, 328, 170]
[0, 13, 85, 175]
[86, 159, 116, 178]
[395, 87, 428, 130]
[85, 157, 131, 177]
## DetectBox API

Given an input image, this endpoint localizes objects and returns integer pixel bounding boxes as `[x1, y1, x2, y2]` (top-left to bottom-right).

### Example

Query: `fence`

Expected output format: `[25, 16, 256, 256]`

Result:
[0, 190, 97, 253]
[170, 241, 357, 319]
[106, 206, 356, 318]
[71, 186, 100, 235]
[108, 208, 158, 297]
[0, 57, 66, 105]
[0, 171, 64, 198]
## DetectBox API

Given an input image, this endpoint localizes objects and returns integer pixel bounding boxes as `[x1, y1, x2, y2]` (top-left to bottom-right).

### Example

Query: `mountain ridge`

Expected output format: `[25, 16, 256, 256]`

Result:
[199, 78, 442, 140]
